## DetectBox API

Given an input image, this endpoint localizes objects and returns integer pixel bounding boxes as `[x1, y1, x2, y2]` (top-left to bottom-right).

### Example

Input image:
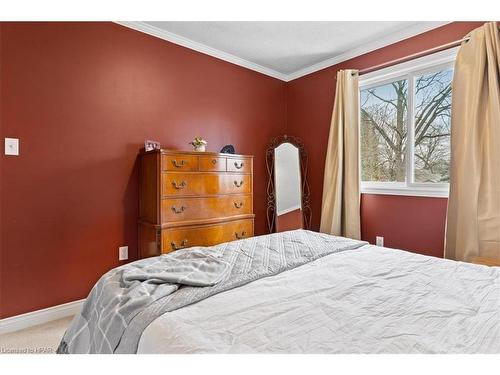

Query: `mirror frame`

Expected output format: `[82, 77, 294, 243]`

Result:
[266, 135, 312, 233]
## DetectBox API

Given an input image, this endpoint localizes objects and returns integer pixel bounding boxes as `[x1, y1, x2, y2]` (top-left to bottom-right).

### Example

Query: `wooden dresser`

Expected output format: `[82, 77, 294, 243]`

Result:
[138, 149, 254, 258]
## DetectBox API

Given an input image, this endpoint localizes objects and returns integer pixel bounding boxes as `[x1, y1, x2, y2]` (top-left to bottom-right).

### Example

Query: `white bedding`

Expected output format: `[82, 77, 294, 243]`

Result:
[137, 245, 500, 353]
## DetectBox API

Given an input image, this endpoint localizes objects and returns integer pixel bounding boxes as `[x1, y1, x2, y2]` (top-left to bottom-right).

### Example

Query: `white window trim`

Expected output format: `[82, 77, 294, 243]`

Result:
[361, 182, 449, 198]
[359, 47, 458, 198]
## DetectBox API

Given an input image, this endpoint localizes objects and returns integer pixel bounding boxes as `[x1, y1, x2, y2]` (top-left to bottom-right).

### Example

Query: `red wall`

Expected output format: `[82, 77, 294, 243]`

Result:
[0, 21, 486, 318]
[0, 22, 286, 318]
[286, 22, 484, 257]
[276, 209, 303, 233]
[360, 194, 448, 258]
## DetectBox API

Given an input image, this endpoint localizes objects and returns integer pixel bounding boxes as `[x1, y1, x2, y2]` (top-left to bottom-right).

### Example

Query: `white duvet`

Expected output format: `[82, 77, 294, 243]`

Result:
[137, 245, 500, 353]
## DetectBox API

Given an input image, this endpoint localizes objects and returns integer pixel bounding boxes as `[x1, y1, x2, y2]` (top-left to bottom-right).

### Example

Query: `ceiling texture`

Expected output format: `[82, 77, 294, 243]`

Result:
[118, 21, 450, 81]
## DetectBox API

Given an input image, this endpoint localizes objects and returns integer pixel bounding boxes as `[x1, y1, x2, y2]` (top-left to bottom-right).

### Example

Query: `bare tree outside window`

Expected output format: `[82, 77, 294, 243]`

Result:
[360, 68, 453, 184]
[360, 79, 408, 182]
[414, 70, 453, 182]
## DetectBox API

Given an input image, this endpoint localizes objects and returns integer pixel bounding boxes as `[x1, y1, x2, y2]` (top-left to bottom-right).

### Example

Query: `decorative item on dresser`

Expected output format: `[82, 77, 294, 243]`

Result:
[220, 144, 235, 154]
[188, 136, 208, 152]
[138, 149, 254, 258]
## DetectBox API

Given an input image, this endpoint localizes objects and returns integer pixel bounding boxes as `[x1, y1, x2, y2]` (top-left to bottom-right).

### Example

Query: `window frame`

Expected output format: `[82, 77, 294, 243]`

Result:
[359, 47, 458, 198]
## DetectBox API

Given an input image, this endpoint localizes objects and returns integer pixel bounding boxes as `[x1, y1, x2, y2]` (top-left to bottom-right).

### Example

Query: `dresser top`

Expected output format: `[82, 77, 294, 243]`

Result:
[140, 148, 253, 158]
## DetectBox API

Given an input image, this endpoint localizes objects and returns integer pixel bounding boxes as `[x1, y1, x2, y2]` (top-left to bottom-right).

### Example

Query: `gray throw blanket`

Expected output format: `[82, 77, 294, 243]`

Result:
[58, 230, 367, 353]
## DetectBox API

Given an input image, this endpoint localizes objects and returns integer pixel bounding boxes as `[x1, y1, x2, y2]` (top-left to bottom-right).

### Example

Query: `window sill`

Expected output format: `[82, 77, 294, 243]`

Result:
[361, 185, 449, 198]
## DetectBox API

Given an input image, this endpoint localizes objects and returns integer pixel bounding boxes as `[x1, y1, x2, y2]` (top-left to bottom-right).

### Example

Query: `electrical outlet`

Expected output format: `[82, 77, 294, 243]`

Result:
[119, 246, 128, 261]
[376, 236, 384, 247]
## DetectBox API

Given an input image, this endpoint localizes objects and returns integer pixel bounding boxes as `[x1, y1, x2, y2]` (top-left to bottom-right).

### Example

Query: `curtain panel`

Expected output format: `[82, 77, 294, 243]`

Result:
[320, 69, 361, 239]
[445, 22, 500, 261]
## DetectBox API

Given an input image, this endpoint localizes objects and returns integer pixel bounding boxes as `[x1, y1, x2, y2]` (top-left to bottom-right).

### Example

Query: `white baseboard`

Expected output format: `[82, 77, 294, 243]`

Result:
[0, 299, 84, 335]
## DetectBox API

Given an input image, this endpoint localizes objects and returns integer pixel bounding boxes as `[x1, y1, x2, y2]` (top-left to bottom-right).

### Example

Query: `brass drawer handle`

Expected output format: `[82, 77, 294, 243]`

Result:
[234, 161, 244, 169]
[172, 180, 187, 189]
[171, 239, 188, 251]
[211, 159, 217, 165]
[234, 180, 244, 187]
[234, 201, 243, 208]
[171, 205, 186, 214]
[235, 231, 247, 240]
[171, 159, 187, 168]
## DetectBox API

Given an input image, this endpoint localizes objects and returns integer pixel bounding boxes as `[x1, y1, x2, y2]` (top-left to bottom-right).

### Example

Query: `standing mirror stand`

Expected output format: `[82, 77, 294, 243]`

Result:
[266, 135, 311, 233]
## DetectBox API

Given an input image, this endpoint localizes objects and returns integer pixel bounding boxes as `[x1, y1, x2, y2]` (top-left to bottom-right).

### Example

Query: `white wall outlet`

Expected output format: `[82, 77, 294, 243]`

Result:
[119, 246, 128, 261]
[376, 236, 384, 247]
[5, 138, 19, 156]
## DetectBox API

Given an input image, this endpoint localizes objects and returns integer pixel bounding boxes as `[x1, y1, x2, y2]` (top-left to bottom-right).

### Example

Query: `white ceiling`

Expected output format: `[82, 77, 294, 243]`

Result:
[119, 21, 449, 81]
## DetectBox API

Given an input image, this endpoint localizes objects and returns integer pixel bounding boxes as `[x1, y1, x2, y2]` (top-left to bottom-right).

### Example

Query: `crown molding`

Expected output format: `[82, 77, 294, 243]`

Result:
[115, 21, 289, 81]
[116, 21, 451, 83]
[285, 21, 452, 81]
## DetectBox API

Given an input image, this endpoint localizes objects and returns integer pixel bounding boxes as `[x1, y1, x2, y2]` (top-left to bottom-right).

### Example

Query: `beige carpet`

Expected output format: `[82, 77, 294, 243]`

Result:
[0, 316, 73, 354]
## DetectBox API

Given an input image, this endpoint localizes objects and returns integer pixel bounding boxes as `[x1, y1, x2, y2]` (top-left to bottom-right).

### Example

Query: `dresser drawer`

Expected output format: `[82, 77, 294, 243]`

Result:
[227, 157, 252, 173]
[162, 154, 198, 171]
[162, 173, 252, 196]
[161, 195, 253, 223]
[198, 155, 226, 172]
[161, 219, 254, 253]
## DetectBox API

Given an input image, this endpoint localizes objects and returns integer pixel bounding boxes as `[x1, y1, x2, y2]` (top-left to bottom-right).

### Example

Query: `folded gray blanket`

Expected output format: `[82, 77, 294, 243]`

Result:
[123, 248, 230, 286]
[58, 230, 367, 353]
[57, 248, 229, 354]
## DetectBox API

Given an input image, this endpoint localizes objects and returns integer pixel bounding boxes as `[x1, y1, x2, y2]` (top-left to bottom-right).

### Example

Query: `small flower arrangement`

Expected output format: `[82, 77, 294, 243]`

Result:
[189, 136, 207, 152]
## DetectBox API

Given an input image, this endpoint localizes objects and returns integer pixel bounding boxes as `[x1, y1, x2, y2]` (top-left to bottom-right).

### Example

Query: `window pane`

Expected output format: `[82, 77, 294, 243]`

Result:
[360, 79, 408, 182]
[414, 69, 453, 183]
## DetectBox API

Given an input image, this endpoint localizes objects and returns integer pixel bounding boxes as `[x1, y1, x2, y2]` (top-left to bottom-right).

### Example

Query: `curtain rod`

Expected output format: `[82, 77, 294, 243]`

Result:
[352, 36, 469, 76]
[353, 26, 500, 76]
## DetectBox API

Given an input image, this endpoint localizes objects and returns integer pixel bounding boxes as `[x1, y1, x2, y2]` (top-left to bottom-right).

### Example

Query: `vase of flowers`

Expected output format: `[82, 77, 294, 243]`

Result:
[189, 136, 207, 152]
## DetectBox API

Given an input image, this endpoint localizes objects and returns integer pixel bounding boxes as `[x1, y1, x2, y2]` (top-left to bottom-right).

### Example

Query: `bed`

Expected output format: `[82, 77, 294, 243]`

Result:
[58, 230, 500, 354]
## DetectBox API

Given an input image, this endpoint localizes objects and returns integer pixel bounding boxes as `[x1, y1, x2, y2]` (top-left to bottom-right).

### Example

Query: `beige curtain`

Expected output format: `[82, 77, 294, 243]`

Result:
[445, 22, 500, 261]
[320, 70, 361, 239]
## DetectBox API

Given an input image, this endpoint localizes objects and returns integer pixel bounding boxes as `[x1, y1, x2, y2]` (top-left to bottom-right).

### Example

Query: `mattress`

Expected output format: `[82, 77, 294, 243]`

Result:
[137, 244, 500, 353]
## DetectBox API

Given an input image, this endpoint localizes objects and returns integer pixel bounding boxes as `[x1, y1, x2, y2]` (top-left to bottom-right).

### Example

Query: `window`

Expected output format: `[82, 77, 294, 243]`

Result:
[359, 48, 456, 197]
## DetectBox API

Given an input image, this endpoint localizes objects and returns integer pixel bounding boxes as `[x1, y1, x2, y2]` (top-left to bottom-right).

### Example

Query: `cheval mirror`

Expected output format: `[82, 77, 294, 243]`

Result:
[266, 135, 311, 233]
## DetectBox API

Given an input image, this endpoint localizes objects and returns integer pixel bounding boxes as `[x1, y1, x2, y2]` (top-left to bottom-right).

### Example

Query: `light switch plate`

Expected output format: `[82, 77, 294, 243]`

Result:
[119, 246, 128, 261]
[5, 138, 19, 156]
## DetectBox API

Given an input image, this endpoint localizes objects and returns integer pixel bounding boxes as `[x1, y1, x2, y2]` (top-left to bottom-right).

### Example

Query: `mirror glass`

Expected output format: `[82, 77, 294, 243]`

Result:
[274, 142, 303, 231]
